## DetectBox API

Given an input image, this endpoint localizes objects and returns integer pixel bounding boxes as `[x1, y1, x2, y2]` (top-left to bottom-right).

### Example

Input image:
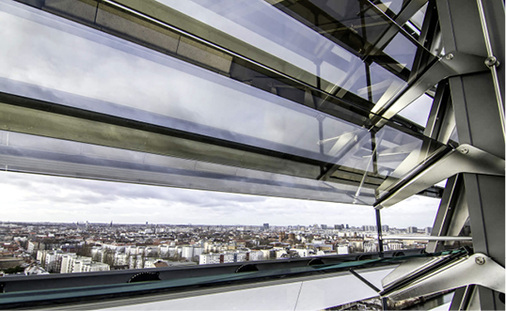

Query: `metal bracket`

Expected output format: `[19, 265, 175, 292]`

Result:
[380, 253, 505, 301]
[439, 51, 488, 75]
[376, 144, 505, 208]
[372, 51, 489, 124]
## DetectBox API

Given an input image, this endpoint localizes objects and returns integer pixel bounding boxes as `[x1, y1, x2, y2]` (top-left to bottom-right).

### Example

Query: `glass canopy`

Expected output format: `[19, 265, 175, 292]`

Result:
[0, 0, 445, 206]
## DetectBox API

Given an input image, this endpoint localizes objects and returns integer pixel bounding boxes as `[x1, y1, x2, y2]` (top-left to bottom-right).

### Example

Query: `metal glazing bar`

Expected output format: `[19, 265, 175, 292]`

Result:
[411, 0, 440, 77]
[365, 0, 429, 54]
[424, 80, 448, 139]
[375, 208, 384, 256]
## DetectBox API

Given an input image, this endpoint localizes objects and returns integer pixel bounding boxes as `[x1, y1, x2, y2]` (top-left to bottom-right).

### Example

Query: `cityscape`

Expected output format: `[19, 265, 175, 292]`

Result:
[0, 221, 433, 276]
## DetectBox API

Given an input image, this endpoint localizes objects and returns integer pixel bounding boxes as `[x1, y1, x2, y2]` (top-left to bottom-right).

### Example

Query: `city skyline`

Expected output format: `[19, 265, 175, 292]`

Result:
[1, 171, 440, 228]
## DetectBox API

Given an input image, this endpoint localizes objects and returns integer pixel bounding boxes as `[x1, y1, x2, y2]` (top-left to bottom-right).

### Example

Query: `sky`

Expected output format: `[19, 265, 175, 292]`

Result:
[0, 171, 440, 228]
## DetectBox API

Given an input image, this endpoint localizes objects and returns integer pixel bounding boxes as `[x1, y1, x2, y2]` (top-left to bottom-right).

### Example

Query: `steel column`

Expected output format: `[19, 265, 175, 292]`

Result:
[437, 0, 505, 309]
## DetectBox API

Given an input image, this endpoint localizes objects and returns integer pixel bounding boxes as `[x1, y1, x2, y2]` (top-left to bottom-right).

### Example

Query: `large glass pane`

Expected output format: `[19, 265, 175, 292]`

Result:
[0, 1, 321, 160]
[398, 94, 433, 126]
[375, 0, 404, 15]
[0, 0, 442, 190]
[381, 195, 441, 252]
[156, 0, 418, 104]
[0, 0, 450, 218]
[383, 33, 418, 70]
[0, 130, 374, 204]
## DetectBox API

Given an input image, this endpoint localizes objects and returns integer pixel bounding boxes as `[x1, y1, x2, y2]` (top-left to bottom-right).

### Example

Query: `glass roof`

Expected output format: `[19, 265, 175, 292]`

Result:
[0, 0, 445, 206]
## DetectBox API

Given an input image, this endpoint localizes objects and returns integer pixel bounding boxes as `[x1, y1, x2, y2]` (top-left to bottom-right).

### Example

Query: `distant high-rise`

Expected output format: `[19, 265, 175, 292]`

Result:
[362, 225, 376, 232]
[408, 226, 418, 234]
[263, 223, 269, 230]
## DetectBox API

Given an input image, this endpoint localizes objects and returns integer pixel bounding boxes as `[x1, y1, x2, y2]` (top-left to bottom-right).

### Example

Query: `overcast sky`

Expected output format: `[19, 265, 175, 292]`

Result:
[0, 171, 440, 228]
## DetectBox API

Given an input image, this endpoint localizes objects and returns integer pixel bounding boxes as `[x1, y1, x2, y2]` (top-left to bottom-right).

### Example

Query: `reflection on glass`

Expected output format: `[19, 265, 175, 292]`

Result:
[156, 0, 412, 104]
[375, 126, 423, 179]
[0, 130, 376, 204]
[0, 2, 324, 159]
[369, 63, 407, 104]
[0, 2, 369, 171]
[0, 1, 444, 203]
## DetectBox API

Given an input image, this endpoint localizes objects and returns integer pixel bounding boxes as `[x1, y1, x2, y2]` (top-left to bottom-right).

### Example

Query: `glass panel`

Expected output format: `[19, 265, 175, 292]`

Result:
[0, 130, 375, 204]
[158, 0, 317, 74]
[377, 0, 404, 15]
[0, 2, 324, 161]
[398, 94, 433, 126]
[0, 1, 445, 208]
[434, 179, 448, 188]
[381, 195, 441, 251]
[155, 0, 421, 104]
[449, 126, 459, 143]
[383, 33, 418, 70]
[369, 63, 407, 104]
[308, 0, 389, 45]
[409, 2, 428, 30]
[375, 126, 424, 178]
[381, 196, 439, 231]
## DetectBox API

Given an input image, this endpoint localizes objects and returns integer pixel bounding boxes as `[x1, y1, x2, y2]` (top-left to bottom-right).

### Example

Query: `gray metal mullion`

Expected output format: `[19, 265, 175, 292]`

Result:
[375, 208, 384, 256]
[424, 80, 448, 139]
[426, 175, 459, 253]
[410, 0, 439, 80]
[449, 285, 474, 310]
[424, 80, 457, 145]
[437, 0, 505, 309]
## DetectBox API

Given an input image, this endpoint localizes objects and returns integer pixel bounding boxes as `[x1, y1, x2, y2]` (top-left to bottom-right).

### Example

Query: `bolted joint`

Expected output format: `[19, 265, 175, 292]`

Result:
[485, 56, 500, 68]
[475, 256, 486, 265]
[458, 147, 469, 154]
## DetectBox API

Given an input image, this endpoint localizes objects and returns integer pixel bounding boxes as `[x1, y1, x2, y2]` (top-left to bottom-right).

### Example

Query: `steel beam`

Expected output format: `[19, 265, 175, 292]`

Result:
[381, 252, 505, 301]
[375, 144, 504, 208]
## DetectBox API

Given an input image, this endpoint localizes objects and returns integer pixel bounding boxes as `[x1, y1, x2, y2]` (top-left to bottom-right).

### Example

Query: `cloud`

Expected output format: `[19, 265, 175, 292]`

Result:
[0, 170, 440, 228]
[381, 195, 440, 228]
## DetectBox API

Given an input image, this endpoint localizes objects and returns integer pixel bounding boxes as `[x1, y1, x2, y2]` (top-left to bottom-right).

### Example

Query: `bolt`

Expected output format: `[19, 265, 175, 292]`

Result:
[459, 148, 469, 154]
[485, 56, 500, 68]
[445, 53, 454, 60]
[475, 257, 486, 265]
